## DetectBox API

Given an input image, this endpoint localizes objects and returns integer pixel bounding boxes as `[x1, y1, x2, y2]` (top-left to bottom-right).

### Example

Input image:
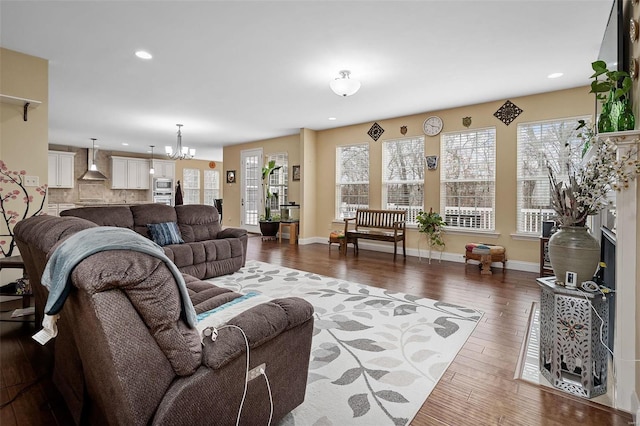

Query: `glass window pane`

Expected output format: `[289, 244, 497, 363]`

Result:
[382, 136, 424, 224]
[440, 128, 496, 231]
[336, 144, 369, 219]
[516, 117, 589, 233]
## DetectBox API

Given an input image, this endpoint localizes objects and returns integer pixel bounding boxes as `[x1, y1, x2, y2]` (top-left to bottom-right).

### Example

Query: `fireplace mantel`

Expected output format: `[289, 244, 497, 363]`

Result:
[597, 129, 639, 413]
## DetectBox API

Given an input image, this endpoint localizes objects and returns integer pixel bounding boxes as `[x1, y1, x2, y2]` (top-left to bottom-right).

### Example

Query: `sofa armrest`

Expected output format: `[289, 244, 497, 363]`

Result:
[202, 297, 313, 369]
[217, 227, 248, 239]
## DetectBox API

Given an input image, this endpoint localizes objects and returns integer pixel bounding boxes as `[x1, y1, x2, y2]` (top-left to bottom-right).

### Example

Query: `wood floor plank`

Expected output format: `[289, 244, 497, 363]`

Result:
[0, 238, 632, 425]
[0, 385, 17, 426]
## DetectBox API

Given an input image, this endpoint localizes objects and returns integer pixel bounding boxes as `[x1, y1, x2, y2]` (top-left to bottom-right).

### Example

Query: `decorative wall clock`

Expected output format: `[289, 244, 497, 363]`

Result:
[423, 116, 443, 136]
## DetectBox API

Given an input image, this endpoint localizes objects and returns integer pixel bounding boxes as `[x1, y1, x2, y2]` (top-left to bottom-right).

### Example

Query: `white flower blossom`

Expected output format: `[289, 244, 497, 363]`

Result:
[547, 126, 640, 226]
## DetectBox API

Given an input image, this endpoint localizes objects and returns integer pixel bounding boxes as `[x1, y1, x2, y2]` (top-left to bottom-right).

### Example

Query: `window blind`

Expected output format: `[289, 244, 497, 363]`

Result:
[204, 169, 220, 206]
[516, 116, 589, 234]
[382, 136, 425, 224]
[183, 168, 200, 205]
[336, 144, 369, 219]
[440, 127, 496, 230]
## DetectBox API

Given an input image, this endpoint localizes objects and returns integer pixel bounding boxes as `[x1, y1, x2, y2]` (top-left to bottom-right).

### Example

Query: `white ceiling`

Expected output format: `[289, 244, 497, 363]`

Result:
[1, 0, 614, 161]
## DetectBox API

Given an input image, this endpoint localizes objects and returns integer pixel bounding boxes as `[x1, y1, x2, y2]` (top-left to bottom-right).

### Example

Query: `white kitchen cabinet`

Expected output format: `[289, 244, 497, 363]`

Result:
[111, 157, 150, 189]
[47, 204, 59, 217]
[48, 151, 76, 188]
[47, 203, 76, 217]
[127, 159, 150, 189]
[152, 160, 175, 180]
[111, 157, 128, 189]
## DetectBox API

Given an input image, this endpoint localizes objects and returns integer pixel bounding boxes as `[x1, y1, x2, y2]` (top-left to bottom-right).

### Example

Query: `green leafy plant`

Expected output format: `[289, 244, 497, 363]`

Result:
[261, 160, 281, 221]
[589, 60, 632, 102]
[416, 208, 447, 248]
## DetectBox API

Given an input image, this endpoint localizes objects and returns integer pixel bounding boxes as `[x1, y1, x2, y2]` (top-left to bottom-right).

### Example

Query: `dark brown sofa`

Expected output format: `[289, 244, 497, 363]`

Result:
[60, 204, 247, 279]
[14, 215, 314, 425]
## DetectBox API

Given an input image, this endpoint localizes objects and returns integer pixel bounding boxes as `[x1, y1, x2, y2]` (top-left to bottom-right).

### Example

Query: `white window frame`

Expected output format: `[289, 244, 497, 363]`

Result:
[266, 152, 288, 216]
[183, 168, 200, 205]
[440, 127, 496, 231]
[516, 116, 590, 235]
[382, 136, 425, 225]
[336, 143, 369, 220]
[204, 169, 220, 206]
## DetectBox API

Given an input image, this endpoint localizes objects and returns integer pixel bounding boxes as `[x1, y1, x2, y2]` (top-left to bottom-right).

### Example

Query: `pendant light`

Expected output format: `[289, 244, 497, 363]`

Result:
[149, 145, 155, 175]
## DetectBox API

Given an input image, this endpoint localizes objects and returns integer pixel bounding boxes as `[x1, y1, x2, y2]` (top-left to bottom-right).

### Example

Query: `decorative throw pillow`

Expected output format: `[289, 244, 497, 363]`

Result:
[147, 222, 184, 246]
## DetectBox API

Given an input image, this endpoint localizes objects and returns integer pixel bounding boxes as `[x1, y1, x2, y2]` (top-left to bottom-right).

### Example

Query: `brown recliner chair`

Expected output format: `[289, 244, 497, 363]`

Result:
[15, 215, 314, 425]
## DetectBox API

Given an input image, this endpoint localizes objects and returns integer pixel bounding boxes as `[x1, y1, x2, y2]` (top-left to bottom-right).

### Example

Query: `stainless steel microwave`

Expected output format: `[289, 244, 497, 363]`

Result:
[153, 178, 173, 191]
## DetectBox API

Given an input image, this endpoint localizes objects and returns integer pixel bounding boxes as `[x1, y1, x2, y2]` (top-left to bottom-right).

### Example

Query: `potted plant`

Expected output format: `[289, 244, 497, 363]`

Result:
[259, 160, 282, 238]
[589, 60, 634, 132]
[416, 208, 446, 263]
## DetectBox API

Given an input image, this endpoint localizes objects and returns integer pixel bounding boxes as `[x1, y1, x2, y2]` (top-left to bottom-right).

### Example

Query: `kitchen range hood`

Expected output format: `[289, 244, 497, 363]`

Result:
[79, 138, 108, 181]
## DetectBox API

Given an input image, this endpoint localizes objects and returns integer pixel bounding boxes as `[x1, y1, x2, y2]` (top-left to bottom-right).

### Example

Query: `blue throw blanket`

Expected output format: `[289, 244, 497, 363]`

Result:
[41, 227, 197, 328]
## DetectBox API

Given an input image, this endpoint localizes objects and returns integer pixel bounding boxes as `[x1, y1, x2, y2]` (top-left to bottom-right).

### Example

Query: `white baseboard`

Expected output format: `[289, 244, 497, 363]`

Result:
[298, 237, 539, 273]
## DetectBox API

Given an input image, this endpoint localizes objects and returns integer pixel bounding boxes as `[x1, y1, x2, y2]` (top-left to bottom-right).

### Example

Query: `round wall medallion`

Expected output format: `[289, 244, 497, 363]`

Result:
[630, 58, 639, 80]
[208, 161, 216, 169]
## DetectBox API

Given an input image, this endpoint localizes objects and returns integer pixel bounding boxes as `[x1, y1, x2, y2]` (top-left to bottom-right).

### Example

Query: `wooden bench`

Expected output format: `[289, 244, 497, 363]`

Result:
[343, 209, 407, 260]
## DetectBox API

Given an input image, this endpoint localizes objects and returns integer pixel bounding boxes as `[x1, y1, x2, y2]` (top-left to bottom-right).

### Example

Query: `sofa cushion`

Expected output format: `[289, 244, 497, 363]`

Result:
[131, 204, 178, 238]
[147, 222, 185, 246]
[163, 239, 245, 280]
[70, 250, 202, 376]
[60, 206, 134, 229]
[175, 205, 221, 243]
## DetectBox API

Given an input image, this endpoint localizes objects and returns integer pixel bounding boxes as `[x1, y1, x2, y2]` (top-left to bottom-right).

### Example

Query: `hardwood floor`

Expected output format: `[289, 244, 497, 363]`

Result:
[0, 236, 633, 425]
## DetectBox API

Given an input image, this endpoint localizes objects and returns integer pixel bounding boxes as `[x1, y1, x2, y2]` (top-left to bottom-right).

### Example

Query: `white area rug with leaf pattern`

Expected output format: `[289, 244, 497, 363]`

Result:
[208, 260, 482, 426]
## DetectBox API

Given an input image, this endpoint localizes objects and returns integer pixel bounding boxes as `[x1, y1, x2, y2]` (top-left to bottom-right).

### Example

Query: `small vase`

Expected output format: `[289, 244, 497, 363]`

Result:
[548, 226, 600, 286]
[597, 101, 614, 134]
[610, 99, 622, 132]
[617, 97, 636, 131]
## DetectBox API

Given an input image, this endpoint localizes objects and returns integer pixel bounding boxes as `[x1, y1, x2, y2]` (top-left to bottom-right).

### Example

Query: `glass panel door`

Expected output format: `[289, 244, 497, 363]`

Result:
[241, 148, 262, 233]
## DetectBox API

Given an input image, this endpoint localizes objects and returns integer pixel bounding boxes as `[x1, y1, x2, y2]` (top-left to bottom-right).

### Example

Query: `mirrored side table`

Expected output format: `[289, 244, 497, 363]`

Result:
[537, 277, 610, 398]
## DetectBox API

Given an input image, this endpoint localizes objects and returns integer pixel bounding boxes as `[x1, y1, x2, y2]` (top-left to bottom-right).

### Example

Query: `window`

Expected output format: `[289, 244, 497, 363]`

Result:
[183, 168, 200, 205]
[382, 136, 424, 224]
[265, 152, 288, 215]
[440, 128, 496, 231]
[516, 117, 589, 234]
[204, 170, 220, 206]
[336, 144, 369, 219]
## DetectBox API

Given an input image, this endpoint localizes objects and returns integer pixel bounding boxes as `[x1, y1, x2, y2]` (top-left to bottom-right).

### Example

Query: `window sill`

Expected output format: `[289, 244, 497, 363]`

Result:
[442, 227, 500, 238]
[510, 233, 541, 241]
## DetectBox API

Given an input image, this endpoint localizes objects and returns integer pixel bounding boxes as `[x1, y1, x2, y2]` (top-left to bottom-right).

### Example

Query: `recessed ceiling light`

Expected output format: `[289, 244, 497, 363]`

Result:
[328, 117, 337, 121]
[122, 142, 129, 146]
[547, 72, 563, 79]
[135, 50, 153, 60]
